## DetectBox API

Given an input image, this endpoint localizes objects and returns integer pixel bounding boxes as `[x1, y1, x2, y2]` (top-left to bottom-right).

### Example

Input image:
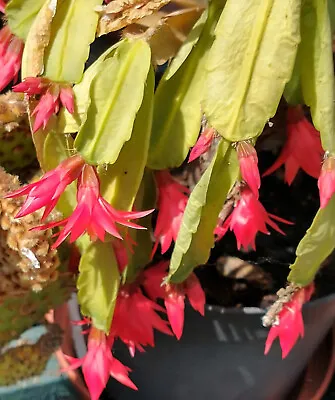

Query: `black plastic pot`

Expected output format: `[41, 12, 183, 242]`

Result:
[107, 294, 335, 400]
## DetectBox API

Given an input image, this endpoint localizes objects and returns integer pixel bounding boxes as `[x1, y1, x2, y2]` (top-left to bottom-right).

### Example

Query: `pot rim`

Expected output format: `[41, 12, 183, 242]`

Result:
[203, 292, 335, 315]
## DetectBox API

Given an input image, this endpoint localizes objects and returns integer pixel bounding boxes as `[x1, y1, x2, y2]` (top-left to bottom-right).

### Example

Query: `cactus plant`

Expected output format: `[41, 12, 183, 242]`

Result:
[0, 0, 334, 398]
[0, 92, 36, 173]
[0, 324, 63, 386]
[0, 167, 73, 381]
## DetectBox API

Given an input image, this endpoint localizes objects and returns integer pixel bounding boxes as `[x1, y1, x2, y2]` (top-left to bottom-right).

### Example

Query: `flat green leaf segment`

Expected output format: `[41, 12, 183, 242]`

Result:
[44, 0, 101, 83]
[202, 0, 301, 142]
[43, 132, 77, 217]
[148, 0, 224, 170]
[6, 0, 45, 40]
[98, 67, 154, 210]
[75, 39, 151, 165]
[330, 0, 335, 34]
[283, 53, 303, 106]
[288, 197, 335, 286]
[77, 241, 120, 333]
[169, 140, 239, 283]
[58, 43, 121, 134]
[299, 0, 335, 153]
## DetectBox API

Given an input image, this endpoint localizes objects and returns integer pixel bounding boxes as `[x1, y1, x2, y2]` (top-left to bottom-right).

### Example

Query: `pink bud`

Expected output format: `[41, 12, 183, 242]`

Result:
[60, 85, 75, 114]
[318, 156, 335, 209]
[13, 77, 49, 95]
[237, 141, 260, 197]
[0, 0, 6, 13]
[164, 287, 185, 340]
[188, 128, 215, 163]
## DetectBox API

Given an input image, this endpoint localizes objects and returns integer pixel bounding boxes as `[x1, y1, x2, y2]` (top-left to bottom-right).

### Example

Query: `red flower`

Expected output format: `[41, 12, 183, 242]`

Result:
[112, 233, 137, 273]
[34, 165, 153, 248]
[264, 283, 315, 359]
[215, 187, 293, 250]
[4, 154, 85, 220]
[0, 26, 24, 91]
[152, 170, 189, 255]
[263, 106, 323, 184]
[318, 155, 335, 209]
[13, 77, 74, 132]
[64, 327, 137, 400]
[237, 141, 260, 197]
[188, 128, 216, 163]
[111, 283, 172, 356]
[143, 262, 206, 339]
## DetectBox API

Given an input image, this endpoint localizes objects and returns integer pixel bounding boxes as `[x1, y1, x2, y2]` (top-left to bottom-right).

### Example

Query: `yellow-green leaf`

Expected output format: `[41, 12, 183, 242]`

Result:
[329, 0, 335, 34]
[77, 241, 120, 333]
[163, 9, 208, 80]
[202, 0, 301, 141]
[21, 0, 56, 78]
[43, 0, 101, 83]
[300, 0, 335, 152]
[169, 140, 239, 283]
[6, 0, 46, 40]
[43, 132, 77, 217]
[283, 49, 303, 106]
[58, 43, 121, 134]
[147, 0, 224, 170]
[98, 66, 154, 210]
[288, 197, 335, 286]
[74, 39, 151, 165]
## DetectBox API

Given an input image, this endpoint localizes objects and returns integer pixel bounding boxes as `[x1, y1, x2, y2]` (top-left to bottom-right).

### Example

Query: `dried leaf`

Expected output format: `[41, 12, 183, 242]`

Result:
[124, 7, 205, 64]
[96, 0, 170, 35]
[21, 0, 57, 78]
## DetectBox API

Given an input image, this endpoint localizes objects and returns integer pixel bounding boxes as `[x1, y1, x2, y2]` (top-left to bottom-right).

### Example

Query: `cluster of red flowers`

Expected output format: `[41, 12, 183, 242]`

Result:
[5, 156, 152, 249]
[0, 3, 75, 131]
[65, 260, 206, 400]
[13, 77, 75, 132]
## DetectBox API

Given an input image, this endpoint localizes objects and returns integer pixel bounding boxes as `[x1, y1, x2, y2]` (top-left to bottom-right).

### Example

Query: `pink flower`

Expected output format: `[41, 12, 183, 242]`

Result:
[264, 283, 315, 359]
[215, 187, 293, 251]
[143, 262, 206, 339]
[188, 128, 216, 163]
[237, 141, 260, 197]
[152, 170, 189, 255]
[13, 77, 74, 132]
[4, 154, 85, 220]
[0, 0, 6, 13]
[318, 155, 335, 209]
[263, 106, 323, 184]
[111, 283, 172, 356]
[34, 165, 153, 248]
[64, 327, 137, 400]
[0, 26, 24, 91]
